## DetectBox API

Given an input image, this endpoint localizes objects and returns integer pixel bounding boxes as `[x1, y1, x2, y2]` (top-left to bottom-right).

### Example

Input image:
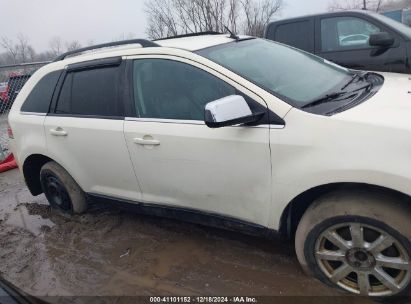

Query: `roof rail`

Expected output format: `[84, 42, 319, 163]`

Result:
[154, 31, 223, 41]
[54, 39, 160, 61]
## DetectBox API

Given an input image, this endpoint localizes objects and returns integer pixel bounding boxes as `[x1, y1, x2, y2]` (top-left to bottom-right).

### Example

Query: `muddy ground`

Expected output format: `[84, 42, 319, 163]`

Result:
[0, 168, 374, 303]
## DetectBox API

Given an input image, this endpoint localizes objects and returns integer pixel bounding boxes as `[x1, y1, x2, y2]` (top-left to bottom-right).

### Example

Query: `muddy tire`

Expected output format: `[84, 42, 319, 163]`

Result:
[40, 161, 87, 214]
[295, 190, 411, 298]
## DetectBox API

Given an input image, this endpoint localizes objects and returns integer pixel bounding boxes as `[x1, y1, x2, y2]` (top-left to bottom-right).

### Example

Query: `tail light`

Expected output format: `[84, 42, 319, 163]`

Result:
[7, 123, 14, 139]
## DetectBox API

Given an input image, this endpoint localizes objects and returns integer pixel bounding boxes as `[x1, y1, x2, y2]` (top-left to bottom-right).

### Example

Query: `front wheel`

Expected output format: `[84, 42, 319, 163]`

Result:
[295, 190, 411, 297]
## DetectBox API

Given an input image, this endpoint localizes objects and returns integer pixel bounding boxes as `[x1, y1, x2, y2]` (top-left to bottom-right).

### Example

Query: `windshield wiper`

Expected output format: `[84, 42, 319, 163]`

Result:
[302, 72, 372, 110]
[301, 92, 348, 109]
[341, 74, 360, 91]
[341, 72, 368, 91]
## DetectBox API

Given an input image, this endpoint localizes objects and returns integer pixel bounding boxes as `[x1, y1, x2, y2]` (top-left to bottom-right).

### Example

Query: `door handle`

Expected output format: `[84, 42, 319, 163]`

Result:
[50, 127, 68, 137]
[133, 137, 160, 146]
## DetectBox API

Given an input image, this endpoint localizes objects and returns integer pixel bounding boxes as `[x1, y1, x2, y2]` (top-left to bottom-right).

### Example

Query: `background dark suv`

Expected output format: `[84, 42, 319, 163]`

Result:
[265, 10, 411, 74]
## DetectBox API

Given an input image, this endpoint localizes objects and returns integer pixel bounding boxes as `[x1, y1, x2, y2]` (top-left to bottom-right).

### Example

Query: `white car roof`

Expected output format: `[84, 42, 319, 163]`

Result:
[156, 34, 248, 51]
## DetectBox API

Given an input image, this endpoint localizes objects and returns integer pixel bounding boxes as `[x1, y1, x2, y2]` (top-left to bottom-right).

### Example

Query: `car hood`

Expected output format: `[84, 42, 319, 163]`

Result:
[335, 72, 411, 129]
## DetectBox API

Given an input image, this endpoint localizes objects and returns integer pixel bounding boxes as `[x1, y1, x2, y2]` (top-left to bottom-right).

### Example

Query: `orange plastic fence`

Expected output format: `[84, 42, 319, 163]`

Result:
[0, 153, 17, 173]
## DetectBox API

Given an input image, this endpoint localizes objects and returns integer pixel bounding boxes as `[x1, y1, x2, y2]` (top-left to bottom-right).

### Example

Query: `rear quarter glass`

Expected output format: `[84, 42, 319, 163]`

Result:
[20, 70, 62, 113]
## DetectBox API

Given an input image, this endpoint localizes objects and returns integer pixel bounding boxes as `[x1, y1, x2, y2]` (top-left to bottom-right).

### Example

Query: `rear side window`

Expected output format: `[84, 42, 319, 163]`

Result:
[55, 66, 122, 117]
[270, 21, 314, 52]
[21, 71, 61, 113]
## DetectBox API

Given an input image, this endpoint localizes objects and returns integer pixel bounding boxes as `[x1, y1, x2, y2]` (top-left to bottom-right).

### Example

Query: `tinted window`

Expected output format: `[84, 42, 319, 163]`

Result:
[274, 21, 313, 52]
[21, 71, 61, 113]
[133, 59, 236, 120]
[321, 17, 381, 52]
[56, 66, 122, 117]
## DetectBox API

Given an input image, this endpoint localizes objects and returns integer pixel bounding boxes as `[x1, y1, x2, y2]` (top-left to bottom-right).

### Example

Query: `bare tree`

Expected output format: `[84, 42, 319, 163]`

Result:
[26, 45, 37, 62]
[241, 0, 282, 37]
[145, 0, 283, 39]
[0, 35, 37, 64]
[145, 0, 183, 39]
[49, 36, 64, 57]
[375, 0, 384, 11]
[16, 34, 32, 63]
[0, 35, 101, 65]
[65, 40, 82, 52]
[0, 37, 19, 64]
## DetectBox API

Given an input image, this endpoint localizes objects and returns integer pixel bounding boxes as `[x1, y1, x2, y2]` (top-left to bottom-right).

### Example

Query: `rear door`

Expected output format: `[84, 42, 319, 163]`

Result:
[44, 58, 142, 201]
[315, 14, 407, 73]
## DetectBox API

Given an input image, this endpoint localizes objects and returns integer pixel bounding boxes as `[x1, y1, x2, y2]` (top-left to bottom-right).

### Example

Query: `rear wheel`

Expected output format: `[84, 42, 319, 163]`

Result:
[295, 190, 411, 297]
[40, 161, 87, 214]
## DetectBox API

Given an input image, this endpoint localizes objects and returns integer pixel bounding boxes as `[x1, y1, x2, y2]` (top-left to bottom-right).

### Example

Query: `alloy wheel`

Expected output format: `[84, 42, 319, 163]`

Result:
[315, 222, 411, 296]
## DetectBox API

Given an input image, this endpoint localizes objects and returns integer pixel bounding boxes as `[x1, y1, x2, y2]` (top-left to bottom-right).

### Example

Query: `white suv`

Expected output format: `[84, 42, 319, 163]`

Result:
[8, 33, 411, 297]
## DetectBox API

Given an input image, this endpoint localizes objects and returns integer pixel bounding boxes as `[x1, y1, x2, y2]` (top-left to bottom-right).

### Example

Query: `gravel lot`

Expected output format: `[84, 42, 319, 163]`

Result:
[0, 168, 373, 303]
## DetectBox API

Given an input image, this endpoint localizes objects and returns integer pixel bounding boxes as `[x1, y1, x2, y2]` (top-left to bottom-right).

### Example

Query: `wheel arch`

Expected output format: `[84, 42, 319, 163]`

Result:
[279, 182, 411, 239]
[22, 154, 54, 196]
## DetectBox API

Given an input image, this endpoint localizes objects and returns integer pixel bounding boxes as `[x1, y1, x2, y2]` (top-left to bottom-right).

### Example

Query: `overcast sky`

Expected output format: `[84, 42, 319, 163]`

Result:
[0, 0, 330, 52]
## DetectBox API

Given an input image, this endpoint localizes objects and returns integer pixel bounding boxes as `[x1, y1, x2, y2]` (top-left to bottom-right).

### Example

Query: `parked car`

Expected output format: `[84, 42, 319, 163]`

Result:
[0, 82, 7, 104]
[265, 10, 411, 74]
[0, 74, 31, 113]
[0, 82, 7, 94]
[8, 34, 411, 297]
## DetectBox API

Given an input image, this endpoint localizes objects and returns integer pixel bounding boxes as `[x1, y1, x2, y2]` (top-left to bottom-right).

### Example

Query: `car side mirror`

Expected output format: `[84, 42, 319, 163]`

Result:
[369, 32, 394, 48]
[204, 95, 261, 128]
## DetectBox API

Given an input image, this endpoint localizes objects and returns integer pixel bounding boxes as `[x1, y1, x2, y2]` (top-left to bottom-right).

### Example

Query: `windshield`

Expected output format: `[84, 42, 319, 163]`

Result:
[197, 38, 352, 108]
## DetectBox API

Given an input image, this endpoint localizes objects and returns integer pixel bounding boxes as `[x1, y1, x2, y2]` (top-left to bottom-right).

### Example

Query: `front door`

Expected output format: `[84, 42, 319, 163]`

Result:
[316, 15, 407, 73]
[123, 57, 272, 226]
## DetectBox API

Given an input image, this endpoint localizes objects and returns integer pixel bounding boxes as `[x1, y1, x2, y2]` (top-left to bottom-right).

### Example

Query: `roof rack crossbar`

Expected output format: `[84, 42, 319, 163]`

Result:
[154, 31, 222, 41]
[54, 39, 160, 61]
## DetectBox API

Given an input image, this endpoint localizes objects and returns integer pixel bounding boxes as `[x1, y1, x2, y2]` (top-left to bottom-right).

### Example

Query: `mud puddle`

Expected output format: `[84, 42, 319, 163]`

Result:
[5, 203, 55, 235]
[0, 169, 373, 303]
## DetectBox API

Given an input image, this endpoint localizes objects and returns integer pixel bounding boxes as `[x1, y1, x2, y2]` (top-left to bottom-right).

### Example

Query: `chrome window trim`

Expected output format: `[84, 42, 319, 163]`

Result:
[125, 117, 284, 129]
[270, 124, 285, 129]
[20, 112, 47, 116]
[125, 117, 205, 125]
[17, 114, 284, 129]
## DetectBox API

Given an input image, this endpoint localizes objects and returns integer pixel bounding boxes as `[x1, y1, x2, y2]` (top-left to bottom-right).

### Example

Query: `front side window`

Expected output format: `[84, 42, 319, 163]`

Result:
[197, 38, 351, 107]
[55, 66, 121, 117]
[133, 59, 236, 120]
[321, 17, 381, 52]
